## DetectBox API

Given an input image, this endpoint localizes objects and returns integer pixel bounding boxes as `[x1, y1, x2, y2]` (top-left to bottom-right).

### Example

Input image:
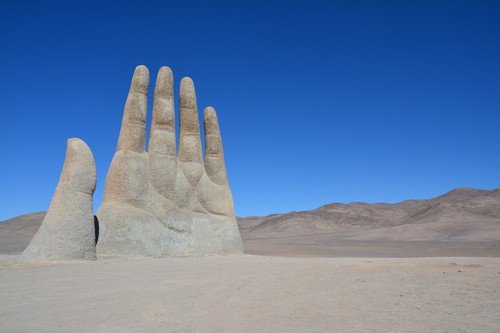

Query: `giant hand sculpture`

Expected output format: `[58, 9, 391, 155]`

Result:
[96, 66, 242, 257]
[21, 65, 243, 261]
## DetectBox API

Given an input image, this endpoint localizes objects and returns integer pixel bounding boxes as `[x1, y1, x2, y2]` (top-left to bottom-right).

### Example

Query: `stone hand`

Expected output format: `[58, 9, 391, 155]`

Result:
[96, 66, 242, 257]
[20, 139, 97, 262]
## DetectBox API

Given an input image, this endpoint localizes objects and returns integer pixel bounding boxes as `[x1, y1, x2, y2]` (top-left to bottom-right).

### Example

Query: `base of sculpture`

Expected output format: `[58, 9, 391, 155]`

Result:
[96, 203, 243, 258]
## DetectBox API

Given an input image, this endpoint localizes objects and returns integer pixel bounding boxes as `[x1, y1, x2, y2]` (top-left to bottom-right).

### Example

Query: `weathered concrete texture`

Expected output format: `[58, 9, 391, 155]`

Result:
[97, 208, 242, 257]
[96, 66, 243, 257]
[20, 138, 97, 262]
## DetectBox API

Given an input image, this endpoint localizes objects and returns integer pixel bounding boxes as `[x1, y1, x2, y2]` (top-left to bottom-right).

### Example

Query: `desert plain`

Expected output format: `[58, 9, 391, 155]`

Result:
[1, 188, 499, 332]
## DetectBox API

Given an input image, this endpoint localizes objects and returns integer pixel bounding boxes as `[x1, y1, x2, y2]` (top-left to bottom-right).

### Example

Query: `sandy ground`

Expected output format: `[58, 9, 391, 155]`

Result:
[242, 232, 500, 258]
[1, 254, 499, 332]
[1, 211, 499, 332]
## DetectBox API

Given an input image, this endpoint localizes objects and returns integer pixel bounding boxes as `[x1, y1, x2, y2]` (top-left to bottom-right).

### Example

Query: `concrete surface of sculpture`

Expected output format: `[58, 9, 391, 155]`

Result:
[19, 65, 242, 260]
[96, 66, 243, 257]
[20, 138, 97, 262]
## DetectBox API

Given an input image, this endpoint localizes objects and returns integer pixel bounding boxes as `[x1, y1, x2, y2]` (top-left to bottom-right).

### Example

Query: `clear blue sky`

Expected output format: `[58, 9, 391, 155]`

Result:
[1, 1, 499, 220]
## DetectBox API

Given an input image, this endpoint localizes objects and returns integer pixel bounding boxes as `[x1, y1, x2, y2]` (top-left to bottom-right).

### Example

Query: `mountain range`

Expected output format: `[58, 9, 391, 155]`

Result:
[1, 188, 499, 256]
[238, 187, 500, 242]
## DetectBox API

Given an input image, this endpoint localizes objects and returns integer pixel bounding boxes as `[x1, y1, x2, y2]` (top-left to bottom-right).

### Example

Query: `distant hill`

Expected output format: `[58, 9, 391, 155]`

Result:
[1, 188, 499, 255]
[238, 188, 500, 242]
[0, 212, 46, 254]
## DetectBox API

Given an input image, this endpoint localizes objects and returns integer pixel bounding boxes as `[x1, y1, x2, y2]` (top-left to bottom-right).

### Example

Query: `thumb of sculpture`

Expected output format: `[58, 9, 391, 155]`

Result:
[20, 138, 97, 262]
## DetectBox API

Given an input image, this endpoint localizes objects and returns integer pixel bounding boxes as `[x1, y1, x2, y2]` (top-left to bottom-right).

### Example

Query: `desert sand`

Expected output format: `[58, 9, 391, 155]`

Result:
[242, 234, 499, 258]
[1, 254, 499, 332]
[1, 187, 499, 332]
